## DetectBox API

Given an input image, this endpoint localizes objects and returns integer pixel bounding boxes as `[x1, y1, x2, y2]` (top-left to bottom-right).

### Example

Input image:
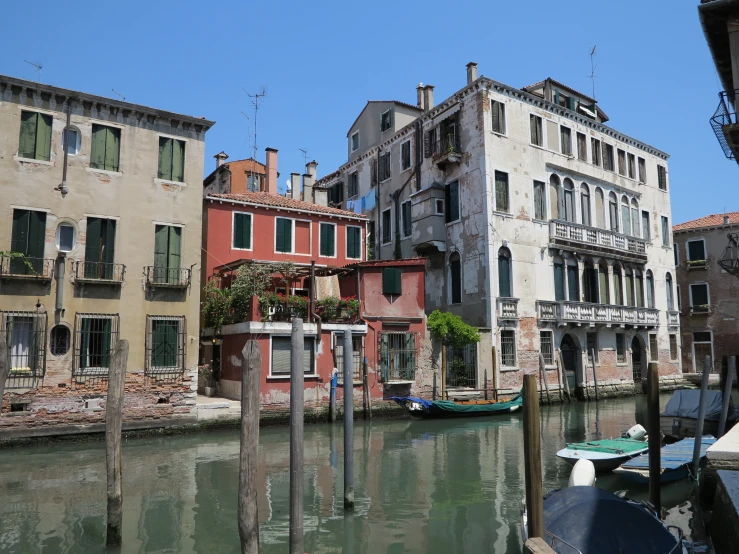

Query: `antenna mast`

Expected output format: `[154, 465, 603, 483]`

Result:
[589, 46, 597, 101]
[243, 86, 267, 192]
[24, 60, 43, 83]
[299, 148, 308, 170]
[112, 89, 126, 101]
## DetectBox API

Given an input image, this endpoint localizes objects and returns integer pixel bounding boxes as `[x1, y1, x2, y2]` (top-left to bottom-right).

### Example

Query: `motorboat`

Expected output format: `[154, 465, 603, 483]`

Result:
[556, 424, 649, 472]
[660, 389, 736, 441]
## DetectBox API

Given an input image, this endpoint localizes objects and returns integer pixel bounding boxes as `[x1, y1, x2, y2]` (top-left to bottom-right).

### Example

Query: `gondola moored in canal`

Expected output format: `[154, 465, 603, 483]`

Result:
[390, 394, 522, 419]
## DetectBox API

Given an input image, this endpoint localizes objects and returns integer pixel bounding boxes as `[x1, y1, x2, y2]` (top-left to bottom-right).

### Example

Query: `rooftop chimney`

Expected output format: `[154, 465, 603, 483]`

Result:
[423, 85, 435, 111]
[416, 83, 425, 111]
[306, 160, 318, 179]
[265, 147, 278, 195]
[302, 173, 314, 203]
[214, 151, 229, 169]
[466, 62, 478, 85]
[724, 215, 730, 225]
[314, 187, 328, 206]
[290, 173, 301, 200]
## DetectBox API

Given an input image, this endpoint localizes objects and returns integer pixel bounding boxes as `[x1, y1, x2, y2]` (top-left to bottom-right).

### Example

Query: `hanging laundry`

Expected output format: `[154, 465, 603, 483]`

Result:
[363, 188, 377, 211]
[314, 275, 341, 300]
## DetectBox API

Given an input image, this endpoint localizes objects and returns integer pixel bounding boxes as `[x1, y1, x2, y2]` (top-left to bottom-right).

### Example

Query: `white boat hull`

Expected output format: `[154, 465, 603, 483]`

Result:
[556, 447, 645, 472]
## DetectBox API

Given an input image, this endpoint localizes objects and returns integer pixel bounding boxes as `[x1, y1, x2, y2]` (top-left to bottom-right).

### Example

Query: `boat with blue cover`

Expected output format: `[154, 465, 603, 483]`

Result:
[391, 394, 522, 418]
[613, 436, 717, 484]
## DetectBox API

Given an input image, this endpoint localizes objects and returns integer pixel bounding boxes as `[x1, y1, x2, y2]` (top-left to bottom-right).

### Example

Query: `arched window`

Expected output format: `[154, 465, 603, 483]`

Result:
[549, 175, 561, 220]
[666, 272, 674, 311]
[553, 256, 565, 301]
[580, 183, 591, 227]
[635, 269, 644, 307]
[563, 178, 575, 223]
[613, 264, 624, 305]
[609, 192, 619, 232]
[646, 270, 655, 309]
[498, 247, 512, 297]
[598, 261, 609, 304]
[450, 252, 461, 304]
[621, 196, 632, 236]
[625, 268, 635, 306]
[595, 187, 605, 229]
[631, 199, 640, 238]
[582, 259, 598, 303]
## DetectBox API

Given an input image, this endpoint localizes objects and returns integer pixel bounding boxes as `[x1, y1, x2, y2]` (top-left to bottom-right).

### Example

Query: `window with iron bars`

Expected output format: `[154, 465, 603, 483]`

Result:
[146, 315, 187, 376]
[334, 333, 363, 384]
[446, 343, 477, 388]
[379, 332, 416, 381]
[73, 313, 120, 378]
[540, 331, 553, 365]
[1, 311, 47, 381]
[501, 330, 516, 367]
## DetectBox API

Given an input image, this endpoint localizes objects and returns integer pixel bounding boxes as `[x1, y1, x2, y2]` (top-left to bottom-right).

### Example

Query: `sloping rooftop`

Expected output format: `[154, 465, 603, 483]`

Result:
[673, 211, 739, 232]
[347, 100, 422, 136]
[206, 192, 367, 219]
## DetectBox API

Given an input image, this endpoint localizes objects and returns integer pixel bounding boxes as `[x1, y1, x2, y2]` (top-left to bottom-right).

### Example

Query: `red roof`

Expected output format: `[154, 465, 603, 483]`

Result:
[206, 192, 367, 219]
[673, 211, 739, 232]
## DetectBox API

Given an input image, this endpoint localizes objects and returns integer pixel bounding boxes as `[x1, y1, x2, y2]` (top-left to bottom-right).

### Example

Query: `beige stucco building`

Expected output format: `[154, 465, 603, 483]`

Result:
[0, 74, 214, 437]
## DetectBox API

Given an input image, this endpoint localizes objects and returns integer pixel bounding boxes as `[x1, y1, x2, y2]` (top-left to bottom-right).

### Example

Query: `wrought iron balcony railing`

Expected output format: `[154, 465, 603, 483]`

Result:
[72, 261, 125, 284]
[549, 220, 648, 260]
[0, 255, 54, 280]
[144, 266, 191, 288]
[710, 89, 739, 161]
[537, 300, 659, 327]
[432, 133, 462, 168]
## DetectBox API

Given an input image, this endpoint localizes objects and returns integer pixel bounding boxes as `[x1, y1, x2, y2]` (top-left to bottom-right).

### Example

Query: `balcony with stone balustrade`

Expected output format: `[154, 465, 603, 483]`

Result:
[549, 219, 648, 263]
[536, 300, 659, 328]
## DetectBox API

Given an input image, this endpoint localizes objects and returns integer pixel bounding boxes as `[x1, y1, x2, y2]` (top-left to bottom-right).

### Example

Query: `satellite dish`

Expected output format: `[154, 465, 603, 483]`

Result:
[285, 178, 291, 191]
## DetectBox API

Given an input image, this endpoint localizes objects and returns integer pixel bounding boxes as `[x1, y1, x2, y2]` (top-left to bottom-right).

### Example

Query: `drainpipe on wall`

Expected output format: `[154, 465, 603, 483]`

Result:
[55, 255, 65, 317]
[57, 98, 74, 195]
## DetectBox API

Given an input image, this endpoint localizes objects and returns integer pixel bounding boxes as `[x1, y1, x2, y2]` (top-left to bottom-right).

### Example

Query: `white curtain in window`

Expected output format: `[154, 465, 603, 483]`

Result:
[10, 319, 33, 369]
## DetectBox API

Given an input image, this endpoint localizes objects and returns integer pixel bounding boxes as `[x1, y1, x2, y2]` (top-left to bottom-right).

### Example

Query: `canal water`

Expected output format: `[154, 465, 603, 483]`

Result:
[0, 395, 703, 553]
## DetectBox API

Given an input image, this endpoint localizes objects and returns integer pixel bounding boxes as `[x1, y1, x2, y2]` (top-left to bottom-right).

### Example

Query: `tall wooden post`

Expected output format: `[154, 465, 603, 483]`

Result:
[0, 333, 8, 413]
[289, 319, 305, 553]
[523, 374, 544, 539]
[432, 372, 437, 401]
[105, 339, 128, 547]
[441, 344, 447, 400]
[590, 349, 599, 401]
[558, 350, 571, 403]
[647, 361, 661, 515]
[343, 329, 355, 510]
[362, 357, 370, 421]
[692, 355, 712, 478]
[239, 340, 261, 554]
[719, 356, 736, 438]
[492, 346, 498, 401]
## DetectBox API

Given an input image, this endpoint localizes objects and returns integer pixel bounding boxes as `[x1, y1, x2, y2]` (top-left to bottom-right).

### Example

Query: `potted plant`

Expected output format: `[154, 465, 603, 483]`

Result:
[199, 364, 216, 397]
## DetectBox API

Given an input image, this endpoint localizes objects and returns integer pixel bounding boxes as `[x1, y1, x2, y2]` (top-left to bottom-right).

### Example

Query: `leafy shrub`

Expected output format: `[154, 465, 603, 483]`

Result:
[427, 310, 480, 348]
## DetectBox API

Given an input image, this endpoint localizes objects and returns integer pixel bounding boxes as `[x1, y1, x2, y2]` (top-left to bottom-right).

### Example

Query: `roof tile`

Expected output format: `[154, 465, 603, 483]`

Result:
[207, 192, 367, 219]
[673, 211, 739, 232]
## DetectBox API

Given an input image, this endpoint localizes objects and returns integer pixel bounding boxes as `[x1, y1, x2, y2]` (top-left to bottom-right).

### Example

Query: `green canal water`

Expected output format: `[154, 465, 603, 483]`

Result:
[0, 395, 705, 553]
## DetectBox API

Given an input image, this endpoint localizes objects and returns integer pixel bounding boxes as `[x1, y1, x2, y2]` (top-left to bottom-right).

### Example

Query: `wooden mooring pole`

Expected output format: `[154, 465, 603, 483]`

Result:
[343, 329, 355, 510]
[692, 356, 712, 478]
[558, 350, 571, 403]
[719, 356, 736, 438]
[105, 339, 128, 547]
[362, 357, 370, 421]
[522, 374, 544, 539]
[289, 319, 305, 553]
[239, 340, 261, 554]
[432, 372, 437, 401]
[484, 368, 488, 400]
[0, 333, 8, 413]
[647, 361, 661, 515]
[590, 349, 599, 401]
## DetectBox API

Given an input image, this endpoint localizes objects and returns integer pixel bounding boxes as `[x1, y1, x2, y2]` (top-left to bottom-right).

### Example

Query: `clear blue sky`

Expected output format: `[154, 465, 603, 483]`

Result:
[0, 0, 733, 224]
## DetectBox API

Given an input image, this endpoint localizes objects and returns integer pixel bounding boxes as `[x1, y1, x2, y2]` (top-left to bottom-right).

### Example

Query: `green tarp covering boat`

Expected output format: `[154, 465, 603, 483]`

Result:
[391, 395, 522, 419]
[557, 438, 649, 472]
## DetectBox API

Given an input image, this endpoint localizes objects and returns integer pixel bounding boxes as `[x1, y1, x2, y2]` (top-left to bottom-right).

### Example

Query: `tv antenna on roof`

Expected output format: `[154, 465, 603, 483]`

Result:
[24, 60, 43, 83]
[243, 86, 267, 191]
[588, 45, 597, 101]
[112, 89, 126, 101]
[299, 148, 308, 170]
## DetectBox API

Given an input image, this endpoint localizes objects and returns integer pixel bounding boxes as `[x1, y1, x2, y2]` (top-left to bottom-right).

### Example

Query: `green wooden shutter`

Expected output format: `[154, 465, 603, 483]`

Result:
[554, 263, 565, 301]
[233, 213, 244, 249]
[172, 139, 185, 182]
[567, 265, 579, 301]
[283, 219, 292, 253]
[152, 320, 164, 367]
[325, 225, 334, 256]
[319, 224, 327, 256]
[243, 215, 251, 249]
[382, 268, 401, 295]
[102, 219, 116, 279]
[35, 114, 52, 162]
[625, 273, 634, 306]
[85, 217, 101, 278]
[10, 210, 29, 274]
[19, 112, 37, 159]
[158, 138, 172, 179]
[28, 211, 46, 273]
[276, 219, 285, 252]
[498, 255, 511, 297]
[90, 125, 107, 169]
[347, 227, 359, 258]
[154, 225, 169, 282]
[168, 226, 181, 284]
[104, 127, 120, 172]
